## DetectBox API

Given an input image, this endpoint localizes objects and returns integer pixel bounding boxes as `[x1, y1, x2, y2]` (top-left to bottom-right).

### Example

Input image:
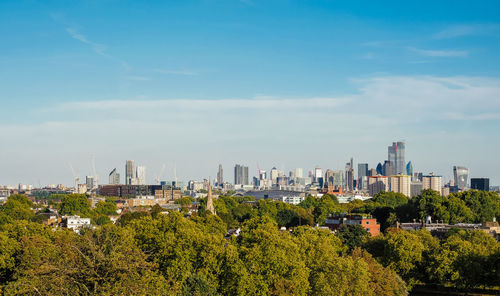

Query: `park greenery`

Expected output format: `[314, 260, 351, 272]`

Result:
[0, 189, 498, 295]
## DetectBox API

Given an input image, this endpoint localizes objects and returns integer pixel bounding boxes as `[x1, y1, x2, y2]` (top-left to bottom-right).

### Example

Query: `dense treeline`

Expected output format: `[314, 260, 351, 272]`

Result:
[0, 190, 499, 295]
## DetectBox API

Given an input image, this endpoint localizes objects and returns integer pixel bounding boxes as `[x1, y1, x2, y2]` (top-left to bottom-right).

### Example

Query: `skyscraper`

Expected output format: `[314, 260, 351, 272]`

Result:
[376, 163, 383, 175]
[109, 168, 120, 185]
[234, 164, 249, 185]
[406, 161, 413, 178]
[388, 142, 405, 175]
[125, 160, 135, 185]
[217, 164, 223, 186]
[136, 166, 146, 185]
[314, 166, 323, 183]
[382, 160, 394, 176]
[345, 157, 354, 191]
[357, 163, 368, 179]
[86, 176, 95, 190]
[453, 166, 469, 189]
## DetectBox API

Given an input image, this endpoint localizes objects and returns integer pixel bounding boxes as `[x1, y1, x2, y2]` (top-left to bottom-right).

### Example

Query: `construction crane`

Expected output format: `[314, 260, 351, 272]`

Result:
[68, 163, 80, 189]
[155, 164, 166, 184]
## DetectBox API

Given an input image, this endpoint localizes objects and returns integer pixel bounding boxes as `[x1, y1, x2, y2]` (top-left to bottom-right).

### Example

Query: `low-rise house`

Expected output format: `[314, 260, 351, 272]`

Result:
[325, 214, 380, 236]
[62, 215, 91, 233]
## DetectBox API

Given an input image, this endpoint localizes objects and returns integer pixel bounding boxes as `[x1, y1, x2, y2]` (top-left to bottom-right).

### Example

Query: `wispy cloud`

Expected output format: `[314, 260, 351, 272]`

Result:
[153, 69, 199, 76]
[408, 47, 468, 57]
[125, 75, 150, 81]
[66, 27, 108, 56]
[434, 24, 499, 39]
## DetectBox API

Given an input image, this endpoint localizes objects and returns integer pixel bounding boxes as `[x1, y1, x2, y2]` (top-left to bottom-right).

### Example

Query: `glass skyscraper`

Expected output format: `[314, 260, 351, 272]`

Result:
[453, 166, 469, 189]
[388, 142, 405, 175]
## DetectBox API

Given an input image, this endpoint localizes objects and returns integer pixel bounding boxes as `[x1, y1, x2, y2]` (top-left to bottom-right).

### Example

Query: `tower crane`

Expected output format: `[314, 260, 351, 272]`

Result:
[155, 164, 166, 184]
[68, 163, 80, 189]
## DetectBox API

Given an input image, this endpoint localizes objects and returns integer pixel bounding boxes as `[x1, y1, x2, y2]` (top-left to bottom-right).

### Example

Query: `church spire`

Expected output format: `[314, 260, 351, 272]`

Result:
[206, 180, 216, 215]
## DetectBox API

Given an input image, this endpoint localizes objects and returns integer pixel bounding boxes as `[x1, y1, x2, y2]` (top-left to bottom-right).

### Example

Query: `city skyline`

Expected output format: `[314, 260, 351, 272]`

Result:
[1, 1, 500, 185]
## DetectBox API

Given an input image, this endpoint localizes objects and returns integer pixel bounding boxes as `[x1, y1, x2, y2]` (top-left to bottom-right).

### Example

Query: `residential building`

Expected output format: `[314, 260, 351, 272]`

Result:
[422, 175, 442, 192]
[86, 176, 95, 190]
[390, 175, 411, 197]
[109, 168, 120, 185]
[136, 166, 146, 185]
[234, 164, 249, 185]
[125, 160, 135, 185]
[217, 164, 223, 186]
[324, 214, 380, 236]
[368, 176, 389, 196]
[63, 215, 91, 233]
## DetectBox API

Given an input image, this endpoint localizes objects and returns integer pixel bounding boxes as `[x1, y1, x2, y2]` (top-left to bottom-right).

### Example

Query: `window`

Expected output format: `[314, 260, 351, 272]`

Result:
[366, 228, 370, 231]
[366, 221, 370, 224]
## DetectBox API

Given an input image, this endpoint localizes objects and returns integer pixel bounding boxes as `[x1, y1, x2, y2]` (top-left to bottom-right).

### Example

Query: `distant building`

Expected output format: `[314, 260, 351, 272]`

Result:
[383, 160, 394, 177]
[325, 214, 380, 236]
[136, 166, 146, 185]
[63, 215, 91, 233]
[368, 176, 389, 196]
[270, 167, 279, 185]
[217, 164, 223, 186]
[406, 161, 413, 179]
[388, 141, 405, 175]
[368, 168, 377, 177]
[125, 160, 135, 185]
[234, 164, 249, 185]
[376, 163, 383, 175]
[422, 175, 442, 192]
[453, 166, 469, 189]
[358, 163, 368, 180]
[345, 158, 354, 191]
[86, 176, 95, 190]
[390, 175, 411, 197]
[471, 178, 489, 191]
[109, 168, 120, 185]
[410, 182, 423, 198]
[314, 166, 323, 183]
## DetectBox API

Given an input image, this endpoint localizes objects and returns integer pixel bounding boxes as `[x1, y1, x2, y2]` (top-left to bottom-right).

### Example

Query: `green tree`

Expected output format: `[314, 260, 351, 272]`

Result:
[59, 194, 91, 217]
[1, 195, 34, 221]
[336, 224, 370, 252]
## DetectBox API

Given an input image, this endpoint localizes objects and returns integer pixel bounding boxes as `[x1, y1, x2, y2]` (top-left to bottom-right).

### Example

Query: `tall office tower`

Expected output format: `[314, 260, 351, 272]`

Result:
[376, 163, 383, 175]
[217, 164, 223, 186]
[358, 163, 368, 180]
[406, 161, 413, 179]
[422, 174, 442, 192]
[270, 167, 279, 184]
[125, 160, 135, 185]
[324, 169, 335, 187]
[332, 170, 344, 187]
[453, 166, 469, 189]
[390, 175, 411, 197]
[109, 168, 120, 185]
[368, 168, 377, 176]
[471, 178, 489, 191]
[86, 176, 95, 190]
[136, 166, 146, 185]
[368, 176, 389, 196]
[345, 158, 354, 191]
[388, 142, 406, 175]
[382, 160, 394, 176]
[234, 164, 249, 185]
[294, 168, 303, 179]
[314, 166, 323, 183]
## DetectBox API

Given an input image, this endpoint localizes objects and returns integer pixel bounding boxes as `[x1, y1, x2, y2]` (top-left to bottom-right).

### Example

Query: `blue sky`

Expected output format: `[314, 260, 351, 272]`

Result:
[1, 0, 500, 186]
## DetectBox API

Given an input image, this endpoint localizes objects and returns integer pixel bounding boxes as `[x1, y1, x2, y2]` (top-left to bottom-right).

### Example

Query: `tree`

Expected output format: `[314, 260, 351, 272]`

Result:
[336, 224, 370, 252]
[59, 194, 91, 217]
[1, 195, 34, 221]
[95, 201, 117, 216]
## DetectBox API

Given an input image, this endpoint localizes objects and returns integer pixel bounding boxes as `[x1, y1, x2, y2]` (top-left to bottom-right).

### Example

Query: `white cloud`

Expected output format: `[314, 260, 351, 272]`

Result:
[408, 47, 468, 57]
[434, 24, 499, 39]
[66, 28, 108, 56]
[2, 75, 500, 186]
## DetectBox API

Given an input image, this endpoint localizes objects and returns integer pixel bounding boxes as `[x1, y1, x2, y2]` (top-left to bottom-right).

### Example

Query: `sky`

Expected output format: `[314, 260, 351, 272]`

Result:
[1, 0, 500, 186]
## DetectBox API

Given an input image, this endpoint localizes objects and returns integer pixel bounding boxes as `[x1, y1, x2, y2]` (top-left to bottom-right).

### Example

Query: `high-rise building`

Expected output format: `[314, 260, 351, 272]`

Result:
[358, 163, 368, 180]
[332, 170, 344, 188]
[136, 166, 146, 185]
[324, 169, 335, 187]
[294, 168, 303, 179]
[376, 163, 383, 175]
[345, 158, 354, 191]
[471, 178, 489, 191]
[382, 160, 394, 176]
[109, 168, 120, 185]
[217, 164, 223, 186]
[390, 175, 411, 197]
[368, 176, 389, 196]
[406, 161, 413, 179]
[453, 166, 469, 189]
[314, 166, 323, 183]
[234, 164, 249, 185]
[86, 176, 95, 190]
[270, 167, 279, 184]
[125, 160, 135, 185]
[388, 142, 405, 175]
[368, 168, 377, 177]
[423, 175, 442, 192]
